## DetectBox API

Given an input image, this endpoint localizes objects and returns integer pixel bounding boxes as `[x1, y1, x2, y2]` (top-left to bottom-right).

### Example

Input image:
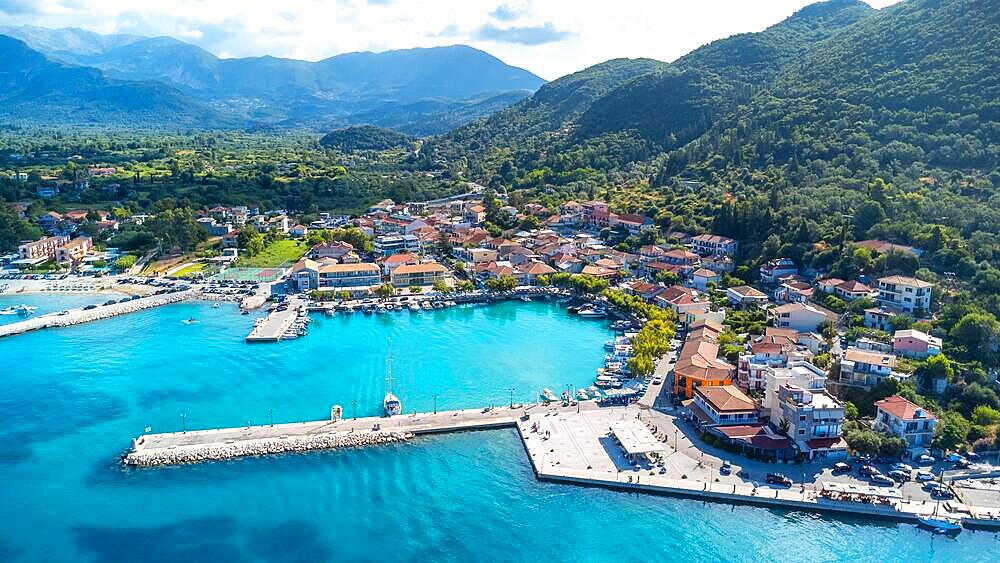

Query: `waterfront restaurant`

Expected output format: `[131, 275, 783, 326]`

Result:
[609, 420, 665, 464]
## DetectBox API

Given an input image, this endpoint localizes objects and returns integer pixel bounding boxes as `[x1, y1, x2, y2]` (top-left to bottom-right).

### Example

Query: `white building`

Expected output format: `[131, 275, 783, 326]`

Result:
[876, 275, 933, 314]
[770, 303, 830, 333]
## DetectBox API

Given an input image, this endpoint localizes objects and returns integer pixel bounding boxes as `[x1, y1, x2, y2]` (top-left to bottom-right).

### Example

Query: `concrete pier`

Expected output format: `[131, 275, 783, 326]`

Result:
[124, 405, 532, 467]
[0, 290, 193, 338]
[245, 297, 306, 342]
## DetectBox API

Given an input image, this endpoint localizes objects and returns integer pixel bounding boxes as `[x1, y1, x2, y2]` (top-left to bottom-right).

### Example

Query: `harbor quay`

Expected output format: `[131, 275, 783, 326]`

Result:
[123, 400, 1000, 529]
[517, 407, 1000, 529]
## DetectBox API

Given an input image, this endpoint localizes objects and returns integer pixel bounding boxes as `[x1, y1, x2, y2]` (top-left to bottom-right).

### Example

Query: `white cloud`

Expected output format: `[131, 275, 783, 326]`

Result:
[2, 0, 903, 80]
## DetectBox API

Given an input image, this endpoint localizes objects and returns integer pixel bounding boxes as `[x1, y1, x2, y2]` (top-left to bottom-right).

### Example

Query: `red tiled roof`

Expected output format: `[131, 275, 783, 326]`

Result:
[874, 395, 935, 421]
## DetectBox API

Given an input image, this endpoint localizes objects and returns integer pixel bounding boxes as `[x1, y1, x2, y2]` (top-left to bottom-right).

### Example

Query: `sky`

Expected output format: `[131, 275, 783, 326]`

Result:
[0, 0, 902, 80]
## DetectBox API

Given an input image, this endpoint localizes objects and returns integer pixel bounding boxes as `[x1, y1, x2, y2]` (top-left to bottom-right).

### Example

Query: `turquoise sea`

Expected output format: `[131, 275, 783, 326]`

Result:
[0, 296, 995, 561]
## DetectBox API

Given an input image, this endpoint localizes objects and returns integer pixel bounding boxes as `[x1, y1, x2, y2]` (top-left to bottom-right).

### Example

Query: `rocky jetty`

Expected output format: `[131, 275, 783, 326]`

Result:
[123, 430, 412, 467]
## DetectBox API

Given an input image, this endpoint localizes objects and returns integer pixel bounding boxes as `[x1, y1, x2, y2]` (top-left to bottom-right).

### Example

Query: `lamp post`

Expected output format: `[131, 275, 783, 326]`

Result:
[432, 394, 438, 415]
[269, 408, 273, 427]
[351, 400, 358, 420]
[674, 429, 678, 450]
[181, 413, 186, 434]
[508, 387, 516, 408]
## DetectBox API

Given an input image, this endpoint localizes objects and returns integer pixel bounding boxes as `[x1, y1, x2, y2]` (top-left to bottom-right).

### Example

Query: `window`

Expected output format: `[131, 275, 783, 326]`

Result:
[798, 429, 805, 435]
[799, 415, 806, 421]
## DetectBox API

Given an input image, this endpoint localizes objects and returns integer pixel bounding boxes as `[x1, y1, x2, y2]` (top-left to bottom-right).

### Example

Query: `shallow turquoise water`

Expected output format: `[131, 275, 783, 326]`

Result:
[0, 298, 995, 561]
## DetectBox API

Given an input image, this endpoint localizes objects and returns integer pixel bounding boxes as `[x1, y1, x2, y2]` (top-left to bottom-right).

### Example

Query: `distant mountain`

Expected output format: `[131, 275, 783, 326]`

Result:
[423, 0, 873, 176]
[0, 35, 229, 128]
[0, 26, 545, 132]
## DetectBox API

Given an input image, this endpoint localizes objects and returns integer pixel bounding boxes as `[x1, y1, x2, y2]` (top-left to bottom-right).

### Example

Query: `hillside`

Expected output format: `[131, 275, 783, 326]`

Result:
[319, 126, 414, 152]
[423, 0, 873, 180]
[0, 26, 545, 132]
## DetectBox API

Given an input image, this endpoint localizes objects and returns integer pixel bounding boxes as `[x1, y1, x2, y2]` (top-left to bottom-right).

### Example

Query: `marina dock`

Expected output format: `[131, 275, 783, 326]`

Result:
[245, 296, 307, 342]
[0, 290, 193, 338]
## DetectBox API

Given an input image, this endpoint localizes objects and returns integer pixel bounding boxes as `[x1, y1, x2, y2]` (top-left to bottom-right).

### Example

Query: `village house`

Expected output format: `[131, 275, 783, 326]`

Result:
[759, 258, 797, 285]
[876, 275, 933, 314]
[581, 201, 611, 228]
[839, 348, 898, 387]
[310, 241, 355, 261]
[689, 268, 720, 291]
[864, 307, 897, 331]
[56, 237, 93, 264]
[18, 235, 68, 260]
[374, 234, 420, 256]
[892, 329, 942, 359]
[873, 395, 936, 450]
[726, 285, 769, 308]
[691, 234, 738, 257]
[390, 262, 448, 288]
[771, 384, 847, 460]
[685, 385, 759, 427]
[673, 319, 735, 399]
[380, 252, 421, 276]
[770, 303, 830, 333]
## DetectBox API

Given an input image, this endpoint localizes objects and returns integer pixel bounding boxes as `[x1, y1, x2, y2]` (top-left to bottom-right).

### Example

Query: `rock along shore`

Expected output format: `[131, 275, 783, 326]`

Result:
[123, 430, 413, 467]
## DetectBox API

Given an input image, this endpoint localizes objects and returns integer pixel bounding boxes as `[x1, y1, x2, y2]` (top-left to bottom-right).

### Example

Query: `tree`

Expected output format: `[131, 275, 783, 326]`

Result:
[971, 405, 1000, 426]
[878, 435, 907, 458]
[329, 227, 373, 253]
[627, 354, 655, 377]
[375, 283, 396, 297]
[778, 418, 791, 436]
[0, 199, 43, 251]
[485, 275, 517, 292]
[455, 279, 475, 292]
[146, 208, 208, 253]
[432, 280, 451, 293]
[409, 285, 423, 294]
[845, 429, 882, 456]
[844, 401, 859, 421]
[853, 201, 886, 238]
[113, 255, 137, 270]
[935, 411, 972, 451]
[238, 227, 265, 257]
[917, 354, 954, 386]
[950, 312, 1000, 368]
[655, 270, 679, 285]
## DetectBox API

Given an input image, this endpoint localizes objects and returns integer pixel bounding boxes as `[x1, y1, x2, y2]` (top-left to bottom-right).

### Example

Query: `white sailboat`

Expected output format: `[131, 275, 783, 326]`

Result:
[383, 338, 402, 416]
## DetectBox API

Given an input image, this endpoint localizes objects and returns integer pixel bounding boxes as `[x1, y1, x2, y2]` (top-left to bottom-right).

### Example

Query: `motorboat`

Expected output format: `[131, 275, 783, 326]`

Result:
[408, 302, 420, 312]
[576, 389, 590, 401]
[181, 318, 199, 325]
[383, 338, 402, 417]
[917, 517, 962, 534]
[520, 295, 532, 302]
[421, 301, 432, 310]
[541, 388, 559, 402]
[576, 306, 607, 318]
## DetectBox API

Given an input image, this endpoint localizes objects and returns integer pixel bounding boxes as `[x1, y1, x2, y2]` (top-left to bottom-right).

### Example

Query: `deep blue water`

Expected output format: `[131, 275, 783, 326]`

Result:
[0, 297, 995, 561]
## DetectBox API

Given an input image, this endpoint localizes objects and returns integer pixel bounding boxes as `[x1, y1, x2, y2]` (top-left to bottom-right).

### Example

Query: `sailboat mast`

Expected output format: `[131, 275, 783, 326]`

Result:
[386, 337, 392, 394]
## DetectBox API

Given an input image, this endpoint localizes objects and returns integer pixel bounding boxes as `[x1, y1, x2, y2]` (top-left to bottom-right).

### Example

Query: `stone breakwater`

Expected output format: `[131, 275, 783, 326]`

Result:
[123, 430, 413, 467]
[0, 290, 192, 338]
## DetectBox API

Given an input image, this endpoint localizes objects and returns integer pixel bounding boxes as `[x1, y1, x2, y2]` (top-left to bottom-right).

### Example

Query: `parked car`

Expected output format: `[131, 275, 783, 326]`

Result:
[923, 482, 945, 492]
[859, 465, 878, 477]
[931, 488, 955, 500]
[890, 463, 913, 473]
[720, 460, 732, 475]
[870, 473, 895, 486]
[915, 454, 936, 465]
[955, 459, 972, 469]
[888, 470, 911, 482]
[832, 462, 852, 473]
[83, 304, 98, 310]
[766, 473, 793, 487]
[945, 453, 966, 463]
[915, 471, 935, 482]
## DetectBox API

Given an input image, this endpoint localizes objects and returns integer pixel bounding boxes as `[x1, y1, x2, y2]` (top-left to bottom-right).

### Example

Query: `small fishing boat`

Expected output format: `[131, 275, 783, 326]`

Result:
[0, 307, 17, 315]
[520, 295, 531, 302]
[408, 302, 420, 312]
[421, 301, 432, 310]
[181, 317, 199, 325]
